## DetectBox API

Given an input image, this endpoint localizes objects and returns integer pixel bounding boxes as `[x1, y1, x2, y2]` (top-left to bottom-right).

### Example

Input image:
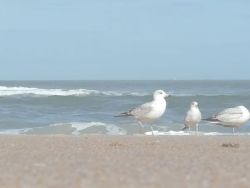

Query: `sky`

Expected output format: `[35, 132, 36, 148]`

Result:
[0, 0, 250, 80]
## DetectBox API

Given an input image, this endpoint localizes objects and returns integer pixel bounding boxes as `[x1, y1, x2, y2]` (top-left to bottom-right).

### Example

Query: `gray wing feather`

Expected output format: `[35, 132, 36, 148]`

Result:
[130, 102, 153, 117]
[217, 107, 242, 116]
[216, 113, 243, 122]
[216, 107, 243, 122]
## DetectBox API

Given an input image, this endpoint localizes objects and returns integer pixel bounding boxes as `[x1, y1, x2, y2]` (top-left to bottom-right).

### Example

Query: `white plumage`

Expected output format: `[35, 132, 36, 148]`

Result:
[116, 90, 169, 132]
[183, 101, 202, 132]
[205, 105, 250, 133]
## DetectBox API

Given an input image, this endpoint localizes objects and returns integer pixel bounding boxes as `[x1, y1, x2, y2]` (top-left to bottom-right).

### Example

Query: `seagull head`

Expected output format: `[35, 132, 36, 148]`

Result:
[191, 101, 199, 108]
[153, 90, 169, 100]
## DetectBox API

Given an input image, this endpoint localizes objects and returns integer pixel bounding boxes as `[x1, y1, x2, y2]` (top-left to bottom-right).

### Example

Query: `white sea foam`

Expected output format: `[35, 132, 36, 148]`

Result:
[0, 86, 243, 97]
[0, 128, 32, 135]
[0, 122, 126, 135]
[0, 126, 249, 136]
[144, 131, 250, 136]
[50, 122, 127, 135]
[0, 86, 148, 97]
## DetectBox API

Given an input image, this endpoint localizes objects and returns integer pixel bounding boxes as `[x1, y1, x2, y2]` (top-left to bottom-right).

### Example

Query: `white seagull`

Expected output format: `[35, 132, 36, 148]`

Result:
[204, 105, 250, 133]
[116, 90, 170, 134]
[183, 101, 202, 132]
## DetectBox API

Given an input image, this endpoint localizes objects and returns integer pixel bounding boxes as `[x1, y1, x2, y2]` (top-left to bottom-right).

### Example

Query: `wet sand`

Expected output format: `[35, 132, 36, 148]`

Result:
[0, 135, 250, 188]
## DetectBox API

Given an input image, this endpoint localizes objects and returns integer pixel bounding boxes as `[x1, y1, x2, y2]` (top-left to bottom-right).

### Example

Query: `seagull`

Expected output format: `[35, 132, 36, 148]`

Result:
[182, 101, 202, 133]
[115, 90, 170, 135]
[204, 105, 250, 134]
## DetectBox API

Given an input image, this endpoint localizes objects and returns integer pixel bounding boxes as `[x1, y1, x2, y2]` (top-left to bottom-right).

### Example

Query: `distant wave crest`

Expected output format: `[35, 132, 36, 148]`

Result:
[0, 86, 247, 97]
[0, 86, 148, 97]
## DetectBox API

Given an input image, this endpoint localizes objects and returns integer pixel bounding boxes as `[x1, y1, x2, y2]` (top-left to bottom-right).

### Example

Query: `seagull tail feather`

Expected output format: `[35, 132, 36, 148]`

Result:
[114, 112, 133, 117]
[202, 117, 217, 122]
[182, 127, 187, 131]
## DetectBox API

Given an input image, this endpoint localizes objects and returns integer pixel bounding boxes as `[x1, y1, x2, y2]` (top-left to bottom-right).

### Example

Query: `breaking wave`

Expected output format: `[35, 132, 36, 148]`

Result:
[0, 86, 248, 97]
[0, 122, 127, 135]
[49, 122, 127, 135]
[0, 86, 148, 97]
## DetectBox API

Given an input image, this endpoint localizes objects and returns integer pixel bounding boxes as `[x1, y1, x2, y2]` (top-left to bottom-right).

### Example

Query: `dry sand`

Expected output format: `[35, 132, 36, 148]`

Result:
[0, 135, 250, 188]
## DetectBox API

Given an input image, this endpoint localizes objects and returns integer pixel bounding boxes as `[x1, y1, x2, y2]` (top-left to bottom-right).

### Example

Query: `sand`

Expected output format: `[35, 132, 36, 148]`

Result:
[0, 135, 250, 188]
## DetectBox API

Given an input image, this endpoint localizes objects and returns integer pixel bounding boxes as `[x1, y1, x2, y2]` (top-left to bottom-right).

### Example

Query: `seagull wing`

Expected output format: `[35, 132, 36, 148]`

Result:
[216, 107, 243, 122]
[116, 101, 153, 118]
[217, 106, 243, 116]
[130, 102, 153, 117]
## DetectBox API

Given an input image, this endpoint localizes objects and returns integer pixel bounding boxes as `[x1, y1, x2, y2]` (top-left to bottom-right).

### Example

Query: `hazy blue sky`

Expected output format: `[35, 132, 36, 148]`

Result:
[0, 0, 250, 80]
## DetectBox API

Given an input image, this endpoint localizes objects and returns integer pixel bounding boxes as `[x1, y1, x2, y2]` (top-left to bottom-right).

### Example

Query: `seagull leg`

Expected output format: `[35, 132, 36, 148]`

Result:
[150, 125, 155, 136]
[138, 121, 144, 134]
[138, 121, 144, 128]
[196, 124, 199, 134]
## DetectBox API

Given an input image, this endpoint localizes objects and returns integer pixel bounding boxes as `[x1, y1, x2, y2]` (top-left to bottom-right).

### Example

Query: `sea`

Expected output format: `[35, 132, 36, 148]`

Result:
[0, 80, 250, 136]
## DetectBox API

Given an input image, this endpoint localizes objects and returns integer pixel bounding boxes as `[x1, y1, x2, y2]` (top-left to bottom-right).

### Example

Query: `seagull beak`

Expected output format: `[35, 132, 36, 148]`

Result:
[165, 93, 170, 98]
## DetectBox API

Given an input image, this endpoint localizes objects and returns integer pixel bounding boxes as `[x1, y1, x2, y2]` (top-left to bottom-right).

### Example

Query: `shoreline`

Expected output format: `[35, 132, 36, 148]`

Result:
[0, 135, 250, 188]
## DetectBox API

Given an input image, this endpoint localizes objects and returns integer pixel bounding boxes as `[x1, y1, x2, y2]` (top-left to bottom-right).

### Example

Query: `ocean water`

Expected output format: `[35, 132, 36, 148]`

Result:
[0, 80, 250, 135]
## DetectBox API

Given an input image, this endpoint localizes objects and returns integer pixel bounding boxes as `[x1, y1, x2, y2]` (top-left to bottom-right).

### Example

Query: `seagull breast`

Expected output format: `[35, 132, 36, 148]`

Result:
[146, 99, 166, 120]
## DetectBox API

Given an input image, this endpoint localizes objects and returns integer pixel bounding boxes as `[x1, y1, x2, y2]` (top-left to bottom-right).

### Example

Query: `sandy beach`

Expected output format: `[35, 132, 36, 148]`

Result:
[0, 135, 250, 188]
